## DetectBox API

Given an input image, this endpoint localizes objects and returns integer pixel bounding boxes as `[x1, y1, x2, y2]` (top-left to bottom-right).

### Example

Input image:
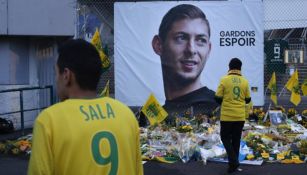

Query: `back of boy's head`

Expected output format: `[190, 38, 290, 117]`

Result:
[57, 39, 102, 91]
[229, 58, 242, 70]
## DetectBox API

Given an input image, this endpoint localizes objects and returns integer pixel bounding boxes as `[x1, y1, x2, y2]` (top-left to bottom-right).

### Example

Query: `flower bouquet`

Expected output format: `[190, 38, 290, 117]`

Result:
[287, 108, 297, 118]
[0, 134, 32, 155]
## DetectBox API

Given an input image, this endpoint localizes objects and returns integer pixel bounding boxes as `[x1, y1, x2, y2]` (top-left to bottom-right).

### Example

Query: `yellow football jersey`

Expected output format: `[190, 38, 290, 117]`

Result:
[215, 71, 251, 121]
[28, 97, 143, 175]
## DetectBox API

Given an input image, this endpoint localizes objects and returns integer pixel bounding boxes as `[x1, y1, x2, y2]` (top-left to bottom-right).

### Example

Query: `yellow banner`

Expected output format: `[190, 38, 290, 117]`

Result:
[142, 155, 177, 163]
[285, 70, 297, 91]
[91, 28, 111, 71]
[285, 70, 301, 106]
[141, 94, 168, 125]
[268, 72, 277, 105]
[302, 79, 307, 96]
[98, 80, 109, 97]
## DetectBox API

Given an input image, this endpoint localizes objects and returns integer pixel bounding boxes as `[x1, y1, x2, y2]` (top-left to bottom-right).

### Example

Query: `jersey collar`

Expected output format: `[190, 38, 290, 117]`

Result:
[228, 69, 241, 76]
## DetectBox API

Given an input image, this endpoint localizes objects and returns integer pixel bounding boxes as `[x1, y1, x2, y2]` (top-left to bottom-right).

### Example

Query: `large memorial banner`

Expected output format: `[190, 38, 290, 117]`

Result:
[115, 1, 264, 106]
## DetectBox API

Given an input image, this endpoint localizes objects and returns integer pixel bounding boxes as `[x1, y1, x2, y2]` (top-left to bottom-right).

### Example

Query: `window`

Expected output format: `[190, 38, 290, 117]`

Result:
[0, 37, 29, 85]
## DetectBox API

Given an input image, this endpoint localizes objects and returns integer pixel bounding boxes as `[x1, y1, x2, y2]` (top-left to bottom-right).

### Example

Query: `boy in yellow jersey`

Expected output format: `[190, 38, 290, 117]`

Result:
[215, 58, 251, 174]
[28, 39, 143, 175]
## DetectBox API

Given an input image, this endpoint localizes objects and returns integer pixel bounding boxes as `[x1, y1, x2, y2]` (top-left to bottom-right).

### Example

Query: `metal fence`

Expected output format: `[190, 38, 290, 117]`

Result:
[76, 0, 307, 114]
[76, 0, 115, 95]
[264, 0, 307, 112]
[0, 86, 53, 134]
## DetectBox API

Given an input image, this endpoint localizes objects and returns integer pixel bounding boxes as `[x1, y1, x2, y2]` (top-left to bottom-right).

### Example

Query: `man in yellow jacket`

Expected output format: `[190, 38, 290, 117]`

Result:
[215, 58, 251, 174]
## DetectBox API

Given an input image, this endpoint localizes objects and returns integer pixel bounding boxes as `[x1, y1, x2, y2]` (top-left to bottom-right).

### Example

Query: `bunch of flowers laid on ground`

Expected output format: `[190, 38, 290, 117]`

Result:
[287, 108, 297, 118]
[139, 104, 307, 164]
[249, 107, 267, 124]
[243, 133, 271, 159]
[280, 150, 305, 164]
[176, 125, 193, 133]
[298, 140, 307, 155]
[298, 110, 307, 128]
[291, 112, 307, 129]
[0, 134, 32, 155]
[301, 110, 307, 117]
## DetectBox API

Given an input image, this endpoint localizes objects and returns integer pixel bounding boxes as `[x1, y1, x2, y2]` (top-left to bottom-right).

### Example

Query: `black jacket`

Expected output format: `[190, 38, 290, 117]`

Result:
[163, 86, 219, 125]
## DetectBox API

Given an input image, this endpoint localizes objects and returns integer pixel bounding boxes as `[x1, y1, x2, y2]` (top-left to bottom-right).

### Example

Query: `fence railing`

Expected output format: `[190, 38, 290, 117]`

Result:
[0, 86, 53, 135]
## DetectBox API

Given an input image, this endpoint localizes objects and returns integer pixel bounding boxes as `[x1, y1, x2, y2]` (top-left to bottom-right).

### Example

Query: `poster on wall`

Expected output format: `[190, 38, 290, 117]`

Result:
[114, 1, 264, 106]
[264, 39, 288, 74]
[284, 49, 304, 64]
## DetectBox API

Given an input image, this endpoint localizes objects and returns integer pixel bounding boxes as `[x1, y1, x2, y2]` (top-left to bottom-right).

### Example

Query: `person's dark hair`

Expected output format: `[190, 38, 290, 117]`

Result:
[57, 39, 102, 90]
[229, 58, 242, 70]
[158, 4, 210, 42]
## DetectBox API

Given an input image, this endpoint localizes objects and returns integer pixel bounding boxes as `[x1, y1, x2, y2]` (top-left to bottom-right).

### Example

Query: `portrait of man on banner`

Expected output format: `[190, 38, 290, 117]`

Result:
[114, 1, 264, 109]
[151, 4, 218, 123]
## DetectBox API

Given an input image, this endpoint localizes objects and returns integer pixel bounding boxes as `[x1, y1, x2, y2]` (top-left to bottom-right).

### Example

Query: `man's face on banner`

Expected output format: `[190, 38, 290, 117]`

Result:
[161, 18, 211, 83]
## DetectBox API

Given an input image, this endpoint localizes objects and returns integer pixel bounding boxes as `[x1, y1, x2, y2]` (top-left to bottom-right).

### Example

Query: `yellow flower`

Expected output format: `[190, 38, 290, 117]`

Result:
[18, 140, 30, 147]
[287, 108, 297, 117]
[20, 145, 28, 152]
[259, 144, 265, 148]
[261, 152, 269, 159]
[208, 127, 213, 134]
[246, 154, 254, 160]
[281, 159, 293, 164]
[276, 153, 285, 160]
[0, 143, 5, 152]
[11, 148, 20, 155]
[281, 159, 304, 164]
[177, 125, 193, 133]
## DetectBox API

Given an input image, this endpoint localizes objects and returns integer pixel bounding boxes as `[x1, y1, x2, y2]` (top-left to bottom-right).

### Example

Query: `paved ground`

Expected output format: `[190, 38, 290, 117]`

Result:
[0, 154, 306, 175]
[144, 161, 307, 175]
[0, 154, 29, 175]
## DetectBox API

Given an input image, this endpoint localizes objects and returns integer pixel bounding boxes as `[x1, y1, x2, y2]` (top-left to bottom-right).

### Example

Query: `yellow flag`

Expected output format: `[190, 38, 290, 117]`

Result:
[285, 70, 301, 106]
[268, 72, 277, 105]
[141, 94, 168, 125]
[91, 28, 111, 71]
[302, 79, 307, 96]
[245, 101, 253, 119]
[285, 69, 298, 91]
[142, 155, 178, 163]
[154, 156, 178, 163]
[98, 80, 109, 97]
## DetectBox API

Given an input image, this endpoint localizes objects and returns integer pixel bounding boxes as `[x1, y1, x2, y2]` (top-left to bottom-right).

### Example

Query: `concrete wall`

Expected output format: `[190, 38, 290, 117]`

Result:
[0, 0, 75, 36]
[0, 38, 39, 130]
[0, 37, 59, 130]
[0, 0, 74, 130]
[0, 0, 8, 34]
